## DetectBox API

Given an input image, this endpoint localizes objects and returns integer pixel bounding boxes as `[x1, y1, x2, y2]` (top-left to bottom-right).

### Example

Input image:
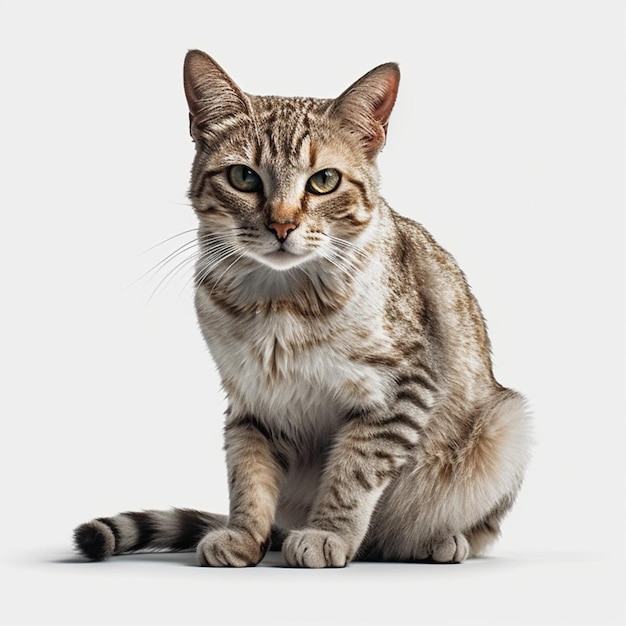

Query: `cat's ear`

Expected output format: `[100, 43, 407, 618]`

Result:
[330, 63, 400, 157]
[183, 50, 252, 139]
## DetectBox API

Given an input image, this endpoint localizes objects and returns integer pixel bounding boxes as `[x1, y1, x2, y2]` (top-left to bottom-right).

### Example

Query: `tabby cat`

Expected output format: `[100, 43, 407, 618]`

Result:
[74, 50, 532, 568]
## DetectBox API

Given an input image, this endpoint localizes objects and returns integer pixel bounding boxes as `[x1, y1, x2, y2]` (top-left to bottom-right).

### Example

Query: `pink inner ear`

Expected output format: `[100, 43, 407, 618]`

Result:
[331, 63, 400, 156]
[372, 70, 400, 127]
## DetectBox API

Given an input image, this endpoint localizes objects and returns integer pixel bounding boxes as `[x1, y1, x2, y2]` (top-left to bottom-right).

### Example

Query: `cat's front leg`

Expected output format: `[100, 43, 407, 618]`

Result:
[197, 415, 283, 567]
[283, 407, 422, 568]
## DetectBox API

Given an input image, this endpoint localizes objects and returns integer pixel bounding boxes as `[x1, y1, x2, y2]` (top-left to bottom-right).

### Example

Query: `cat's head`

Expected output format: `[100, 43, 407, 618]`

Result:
[184, 50, 399, 273]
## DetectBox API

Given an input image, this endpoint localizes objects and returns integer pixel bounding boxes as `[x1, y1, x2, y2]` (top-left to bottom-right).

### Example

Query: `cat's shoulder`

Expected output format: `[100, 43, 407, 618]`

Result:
[386, 207, 451, 264]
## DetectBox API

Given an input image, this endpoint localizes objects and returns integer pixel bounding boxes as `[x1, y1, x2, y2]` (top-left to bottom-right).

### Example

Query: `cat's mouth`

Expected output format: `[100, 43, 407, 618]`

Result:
[257, 248, 313, 271]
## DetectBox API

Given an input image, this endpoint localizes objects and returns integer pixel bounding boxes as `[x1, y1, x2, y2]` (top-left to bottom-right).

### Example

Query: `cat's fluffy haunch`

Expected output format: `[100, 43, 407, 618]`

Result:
[74, 50, 532, 568]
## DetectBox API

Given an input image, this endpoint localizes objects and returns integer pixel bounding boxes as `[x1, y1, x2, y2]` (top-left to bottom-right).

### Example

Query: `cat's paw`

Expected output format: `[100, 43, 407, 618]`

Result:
[429, 533, 470, 563]
[282, 529, 352, 568]
[196, 527, 267, 567]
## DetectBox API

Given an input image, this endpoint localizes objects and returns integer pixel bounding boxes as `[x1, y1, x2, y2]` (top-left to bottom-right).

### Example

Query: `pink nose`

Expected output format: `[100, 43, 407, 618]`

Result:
[267, 222, 298, 242]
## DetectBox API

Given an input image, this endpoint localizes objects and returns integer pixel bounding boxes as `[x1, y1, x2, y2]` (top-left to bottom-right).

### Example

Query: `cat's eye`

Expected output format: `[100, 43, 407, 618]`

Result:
[227, 165, 263, 193]
[306, 168, 341, 195]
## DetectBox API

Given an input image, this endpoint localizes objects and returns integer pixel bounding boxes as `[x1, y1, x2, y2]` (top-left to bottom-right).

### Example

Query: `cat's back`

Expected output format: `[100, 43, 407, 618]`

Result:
[383, 207, 494, 392]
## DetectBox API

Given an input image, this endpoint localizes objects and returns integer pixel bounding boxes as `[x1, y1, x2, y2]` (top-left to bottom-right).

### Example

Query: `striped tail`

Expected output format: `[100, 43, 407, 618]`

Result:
[74, 509, 228, 561]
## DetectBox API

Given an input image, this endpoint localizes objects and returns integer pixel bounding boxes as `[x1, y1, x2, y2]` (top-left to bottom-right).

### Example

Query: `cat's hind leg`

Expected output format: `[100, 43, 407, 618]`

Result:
[73, 508, 228, 561]
[366, 388, 532, 563]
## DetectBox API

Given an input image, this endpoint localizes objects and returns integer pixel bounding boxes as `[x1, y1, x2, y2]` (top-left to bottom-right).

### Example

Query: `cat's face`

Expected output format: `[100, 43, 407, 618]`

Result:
[189, 96, 381, 272]
[184, 52, 399, 273]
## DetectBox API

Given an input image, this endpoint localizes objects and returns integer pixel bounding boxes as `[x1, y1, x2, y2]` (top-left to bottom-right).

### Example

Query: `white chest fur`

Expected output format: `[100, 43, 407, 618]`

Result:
[196, 287, 390, 438]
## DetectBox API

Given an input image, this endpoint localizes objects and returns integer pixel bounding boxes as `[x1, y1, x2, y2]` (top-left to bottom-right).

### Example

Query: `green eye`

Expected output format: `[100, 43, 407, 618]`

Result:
[227, 165, 262, 192]
[306, 168, 341, 195]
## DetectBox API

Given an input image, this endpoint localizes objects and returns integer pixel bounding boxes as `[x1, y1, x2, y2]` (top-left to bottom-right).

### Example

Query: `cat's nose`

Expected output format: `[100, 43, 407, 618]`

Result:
[267, 222, 298, 242]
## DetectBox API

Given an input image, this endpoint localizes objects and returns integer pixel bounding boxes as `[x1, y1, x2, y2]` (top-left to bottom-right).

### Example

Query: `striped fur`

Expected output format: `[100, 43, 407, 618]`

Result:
[74, 50, 532, 567]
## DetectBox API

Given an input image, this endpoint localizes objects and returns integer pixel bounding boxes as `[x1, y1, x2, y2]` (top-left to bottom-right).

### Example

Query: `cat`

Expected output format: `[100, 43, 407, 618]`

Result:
[73, 50, 532, 568]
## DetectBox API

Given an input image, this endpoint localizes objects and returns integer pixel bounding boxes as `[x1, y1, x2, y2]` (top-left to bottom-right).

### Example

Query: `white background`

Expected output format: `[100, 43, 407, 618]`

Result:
[0, 1, 624, 625]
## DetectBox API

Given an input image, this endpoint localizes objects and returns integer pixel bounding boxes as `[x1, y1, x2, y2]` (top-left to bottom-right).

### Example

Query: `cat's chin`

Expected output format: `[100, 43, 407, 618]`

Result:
[251, 250, 314, 271]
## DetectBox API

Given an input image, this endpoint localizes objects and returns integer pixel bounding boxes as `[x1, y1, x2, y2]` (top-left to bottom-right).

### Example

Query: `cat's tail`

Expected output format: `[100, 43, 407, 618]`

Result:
[73, 508, 228, 561]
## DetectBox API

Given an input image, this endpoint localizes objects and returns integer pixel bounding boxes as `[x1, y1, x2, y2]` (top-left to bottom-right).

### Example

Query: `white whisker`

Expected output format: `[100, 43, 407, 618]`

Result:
[318, 247, 381, 311]
[134, 227, 245, 301]
[207, 250, 249, 296]
[148, 252, 202, 303]
[319, 251, 354, 279]
[190, 245, 240, 290]
[137, 229, 198, 256]
[324, 234, 371, 261]
[133, 239, 199, 289]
